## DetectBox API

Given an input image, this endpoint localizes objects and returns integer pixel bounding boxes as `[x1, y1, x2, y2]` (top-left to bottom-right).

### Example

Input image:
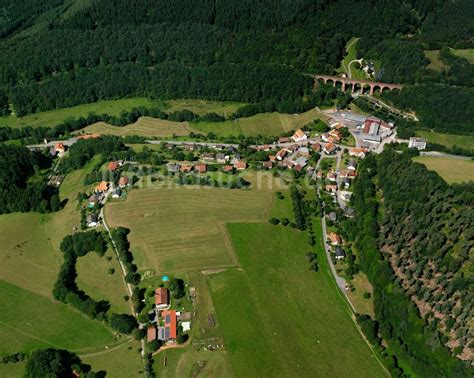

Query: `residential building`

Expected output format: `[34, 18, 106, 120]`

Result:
[54, 143, 66, 156]
[86, 213, 99, 227]
[408, 137, 427, 150]
[291, 129, 307, 143]
[201, 153, 215, 162]
[325, 184, 337, 194]
[234, 161, 247, 170]
[327, 212, 337, 222]
[95, 181, 109, 193]
[180, 164, 193, 173]
[216, 153, 228, 164]
[88, 193, 101, 206]
[348, 148, 367, 158]
[327, 172, 337, 182]
[155, 287, 169, 308]
[340, 191, 352, 201]
[347, 160, 357, 171]
[147, 327, 157, 342]
[328, 232, 342, 246]
[335, 247, 346, 260]
[323, 143, 336, 154]
[278, 137, 291, 144]
[262, 161, 273, 169]
[276, 149, 287, 161]
[166, 163, 180, 173]
[195, 164, 207, 174]
[111, 188, 121, 199]
[222, 165, 234, 172]
[118, 176, 129, 188]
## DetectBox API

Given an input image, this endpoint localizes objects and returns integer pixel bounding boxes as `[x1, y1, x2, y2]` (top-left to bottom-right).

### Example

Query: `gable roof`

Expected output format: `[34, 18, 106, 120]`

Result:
[107, 161, 119, 171]
[155, 287, 169, 306]
[162, 310, 177, 339]
[147, 326, 157, 342]
[95, 181, 109, 192]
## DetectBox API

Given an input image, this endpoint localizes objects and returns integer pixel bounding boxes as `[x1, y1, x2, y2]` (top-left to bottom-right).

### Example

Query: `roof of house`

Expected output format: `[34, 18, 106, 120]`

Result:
[95, 181, 109, 192]
[327, 212, 337, 221]
[166, 163, 180, 172]
[325, 184, 337, 191]
[324, 143, 336, 152]
[162, 310, 177, 339]
[335, 247, 346, 257]
[118, 176, 129, 186]
[201, 153, 214, 159]
[107, 161, 119, 171]
[292, 129, 306, 140]
[328, 232, 342, 244]
[195, 163, 207, 173]
[147, 326, 157, 342]
[222, 165, 233, 172]
[263, 161, 273, 169]
[54, 143, 65, 150]
[155, 287, 169, 306]
[278, 137, 291, 143]
[86, 213, 98, 222]
[234, 161, 247, 170]
[180, 164, 193, 172]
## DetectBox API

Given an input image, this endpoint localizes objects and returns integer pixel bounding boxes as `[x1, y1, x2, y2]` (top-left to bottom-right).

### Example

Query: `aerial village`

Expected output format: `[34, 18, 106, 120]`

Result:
[40, 109, 430, 350]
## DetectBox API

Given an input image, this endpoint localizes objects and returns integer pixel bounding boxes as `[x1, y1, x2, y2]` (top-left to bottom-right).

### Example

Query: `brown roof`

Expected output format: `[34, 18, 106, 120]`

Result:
[54, 143, 65, 151]
[222, 165, 233, 172]
[263, 161, 273, 169]
[278, 137, 291, 143]
[155, 287, 169, 306]
[234, 161, 247, 170]
[107, 161, 119, 171]
[328, 232, 342, 244]
[180, 164, 193, 172]
[147, 326, 157, 342]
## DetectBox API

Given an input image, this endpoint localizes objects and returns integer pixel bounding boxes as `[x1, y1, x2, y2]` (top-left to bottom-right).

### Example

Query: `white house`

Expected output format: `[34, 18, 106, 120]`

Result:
[408, 137, 427, 150]
[291, 129, 308, 143]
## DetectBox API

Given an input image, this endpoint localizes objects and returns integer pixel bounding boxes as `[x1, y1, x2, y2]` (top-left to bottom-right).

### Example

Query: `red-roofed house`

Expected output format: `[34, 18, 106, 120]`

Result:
[348, 148, 367, 158]
[162, 310, 177, 340]
[234, 161, 247, 170]
[54, 143, 66, 156]
[107, 161, 120, 171]
[325, 184, 337, 194]
[276, 149, 287, 161]
[180, 164, 193, 173]
[155, 287, 169, 308]
[147, 326, 157, 342]
[222, 165, 233, 172]
[95, 181, 110, 193]
[323, 143, 336, 154]
[195, 164, 207, 174]
[118, 176, 129, 188]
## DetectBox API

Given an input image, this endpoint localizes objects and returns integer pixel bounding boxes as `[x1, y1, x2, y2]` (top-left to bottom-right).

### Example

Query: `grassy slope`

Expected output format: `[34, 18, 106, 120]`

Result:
[208, 223, 384, 377]
[104, 185, 274, 273]
[450, 48, 474, 64]
[415, 130, 474, 150]
[0, 280, 115, 356]
[412, 156, 474, 183]
[424, 50, 449, 71]
[0, 98, 244, 129]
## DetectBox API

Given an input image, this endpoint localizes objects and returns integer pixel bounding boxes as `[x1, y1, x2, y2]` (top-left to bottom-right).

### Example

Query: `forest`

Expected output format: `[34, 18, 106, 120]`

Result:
[346, 150, 473, 377]
[0, 144, 60, 213]
[0, 0, 472, 118]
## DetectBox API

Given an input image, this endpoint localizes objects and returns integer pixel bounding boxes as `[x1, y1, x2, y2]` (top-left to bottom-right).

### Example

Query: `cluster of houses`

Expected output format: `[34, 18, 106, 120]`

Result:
[85, 161, 130, 228]
[327, 231, 346, 260]
[147, 287, 191, 344]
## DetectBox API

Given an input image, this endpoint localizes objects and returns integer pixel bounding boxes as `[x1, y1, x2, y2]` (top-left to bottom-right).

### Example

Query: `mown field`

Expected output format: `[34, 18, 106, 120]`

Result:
[416, 130, 474, 150]
[0, 98, 244, 129]
[413, 156, 474, 183]
[104, 184, 275, 273]
[79, 118, 190, 138]
[424, 50, 449, 71]
[0, 280, 116, 356]
[207, 223, 385, 377]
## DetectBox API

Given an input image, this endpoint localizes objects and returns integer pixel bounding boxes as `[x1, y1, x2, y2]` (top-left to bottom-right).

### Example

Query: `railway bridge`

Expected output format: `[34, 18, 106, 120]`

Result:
[314, 75, 402, 95]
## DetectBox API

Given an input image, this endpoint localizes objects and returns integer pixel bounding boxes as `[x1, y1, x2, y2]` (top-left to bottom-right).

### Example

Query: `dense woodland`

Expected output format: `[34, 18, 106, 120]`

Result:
[0, 0, 472, 125]
[0, 144, 60, 213]
[347, 150, 473, 376]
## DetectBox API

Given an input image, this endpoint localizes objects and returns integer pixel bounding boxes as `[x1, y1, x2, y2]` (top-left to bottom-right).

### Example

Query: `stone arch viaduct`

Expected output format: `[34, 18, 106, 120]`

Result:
[314, 75, 403, 95]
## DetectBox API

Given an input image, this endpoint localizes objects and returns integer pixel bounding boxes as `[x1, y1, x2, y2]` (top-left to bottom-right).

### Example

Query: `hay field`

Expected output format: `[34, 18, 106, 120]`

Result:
[104, 186, 274, 273]
[416, 130, 474, 150]
[207, 223, 385, 377]
[190, 107, 326, 137]
[413, 156, 474, 183]
[79, 117, 191, 138]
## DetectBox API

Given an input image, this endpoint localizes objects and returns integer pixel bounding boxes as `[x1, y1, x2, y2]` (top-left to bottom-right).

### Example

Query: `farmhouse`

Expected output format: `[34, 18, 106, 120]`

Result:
[155, 287, 169, 308]
[195, 163, 207, 174]
[291, 129, 307, 143]
[162, 310, 177, 340]
[328, 232, 342, 246]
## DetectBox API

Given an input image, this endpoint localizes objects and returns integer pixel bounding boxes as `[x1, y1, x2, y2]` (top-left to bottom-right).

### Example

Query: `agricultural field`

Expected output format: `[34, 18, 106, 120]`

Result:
[0, 360, 25, 377]
[207, 223, 385, 377]
[424, 50, 449, 71]
[190, 108, 326, 137]
[79, 118, 190, 138]
[82, 340, 143, 378]
[0, 98, 244, 129]
[450, 48, 474, 64]
[415, 130, 474, 150]
[413, 156, 474, 183]
[104, 185, 275, 273]
[0, 280, 116, 356]
[0, 98, 160, 129]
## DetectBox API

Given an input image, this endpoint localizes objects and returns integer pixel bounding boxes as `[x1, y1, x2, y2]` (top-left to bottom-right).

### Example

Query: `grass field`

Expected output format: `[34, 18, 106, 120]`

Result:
[413, 156, 474, 183]
[0, 361, 25, 377]
[450, 48, 474, 64]
[336, 38, 365, 80]
[104, 185, 275, 273]
[79, 118, 190, 138]
[190, 108, 326, 137]
[207, 223, 385, 377]
[0, 280, 116, 356]
[0, 98, 244, 129]
[415, 130, 474, 150]
[82, 340, 143, 378]
[424, 50, 449, 71]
